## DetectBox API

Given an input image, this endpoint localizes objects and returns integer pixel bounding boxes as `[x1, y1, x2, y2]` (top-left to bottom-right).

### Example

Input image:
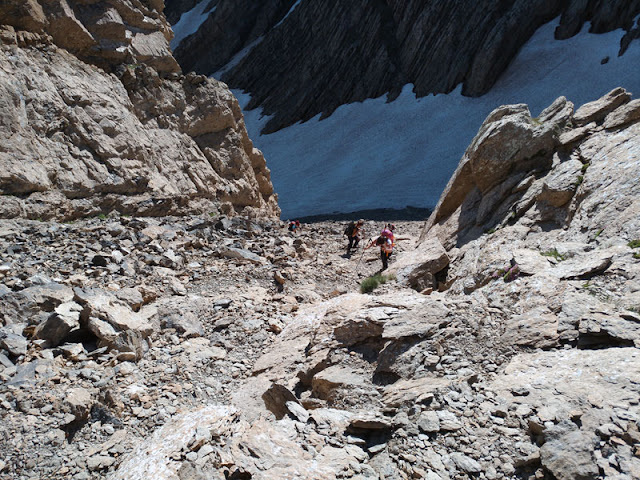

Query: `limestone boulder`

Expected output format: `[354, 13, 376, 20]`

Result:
[33, 301, 82, 347]
[502, 307, 559, 349]
[573, 87, 631, 126]
[422, 96, 572, 249]
[389, 237, 449, 291]
[603, 98, 640, 129]
[538, 157, 582, 207]
[539, 421, 600, 480]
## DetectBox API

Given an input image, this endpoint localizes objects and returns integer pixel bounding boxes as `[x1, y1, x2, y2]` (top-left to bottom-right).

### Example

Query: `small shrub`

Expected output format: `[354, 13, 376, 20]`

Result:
[581, 162, 590, 174]
[97, 213, 107, 220]
[492, 263, 521, 283]
[634, 252, 640, 260]
[628, 240, 640, 249]
[360, 273, 394, 294]
[540, 248, 567, 262]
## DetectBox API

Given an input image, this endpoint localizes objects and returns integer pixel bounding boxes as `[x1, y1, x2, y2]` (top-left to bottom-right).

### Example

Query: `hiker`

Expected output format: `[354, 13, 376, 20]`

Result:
[344, 219, 364, 252]
[367, 224, 395, 270]
[288, 220, 301, 232]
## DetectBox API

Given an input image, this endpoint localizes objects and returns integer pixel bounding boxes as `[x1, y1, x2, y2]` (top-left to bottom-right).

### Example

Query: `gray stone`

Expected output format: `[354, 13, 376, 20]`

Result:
[437, 410, 463, 431]
[539, 421, 599, 480]
[417, 411, 440, 433]
[0, 331, 28, 357]
[573, 87, 631, 126]
[604, 98, 640, 129]
[450, 452, 482, 473]
[34, 301, 82, 347]
[219, 246, 264, 265]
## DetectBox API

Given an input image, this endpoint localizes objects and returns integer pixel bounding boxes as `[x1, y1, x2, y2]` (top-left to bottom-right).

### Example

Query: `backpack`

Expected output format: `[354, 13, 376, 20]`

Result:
[344, 222, 355, 237]
[380, 228, 393, 239]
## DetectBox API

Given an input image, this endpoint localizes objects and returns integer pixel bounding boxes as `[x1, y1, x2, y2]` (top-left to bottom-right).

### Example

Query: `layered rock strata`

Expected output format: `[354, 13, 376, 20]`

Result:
[0, 0, 279, 220]
[171, 0, 640, 133]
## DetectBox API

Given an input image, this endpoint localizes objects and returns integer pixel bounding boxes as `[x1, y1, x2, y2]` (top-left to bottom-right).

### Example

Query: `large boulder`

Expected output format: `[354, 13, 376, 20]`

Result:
[421, 96, 572, 249]
[388, 238, 449, 291]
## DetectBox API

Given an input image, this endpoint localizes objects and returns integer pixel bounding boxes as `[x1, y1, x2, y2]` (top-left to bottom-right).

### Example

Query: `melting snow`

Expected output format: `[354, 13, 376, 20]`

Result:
[236, 19, 640, 219]
[170, 0, 214, 50]
[213, 36, 265, 79]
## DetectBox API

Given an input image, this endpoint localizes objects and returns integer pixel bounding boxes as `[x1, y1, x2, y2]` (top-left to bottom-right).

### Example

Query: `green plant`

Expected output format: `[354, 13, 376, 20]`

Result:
[492, 263, 521, 283]
[540, 248, 567, 262]
[486, 227, 498, 235]
[628, 240, 640, 249]
[634, 252, 640, 260]
[581, 162, 590, 174]
[531, 117, 542, 126]
[582, 280, 592, 289]
[360, 273, 394, 294]
[574, 175, 584, 186]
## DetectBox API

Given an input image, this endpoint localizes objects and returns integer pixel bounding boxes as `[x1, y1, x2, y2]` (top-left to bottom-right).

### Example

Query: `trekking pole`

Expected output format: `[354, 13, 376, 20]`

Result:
[355, 238, 374, 271]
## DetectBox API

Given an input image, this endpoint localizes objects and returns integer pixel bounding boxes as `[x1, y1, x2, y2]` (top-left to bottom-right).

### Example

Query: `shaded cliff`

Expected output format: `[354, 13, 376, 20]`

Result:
[171, 0, 640, 133]
[0, 0, 279, 219]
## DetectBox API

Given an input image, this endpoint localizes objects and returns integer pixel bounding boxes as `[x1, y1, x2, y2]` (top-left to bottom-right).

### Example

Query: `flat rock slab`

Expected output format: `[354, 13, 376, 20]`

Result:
[550, 250, 613, 279]
[383, 377, 450, 408]
[490, 347, 640, 426]
[312, 365, 371, 400]
[382, 301, 450, 340]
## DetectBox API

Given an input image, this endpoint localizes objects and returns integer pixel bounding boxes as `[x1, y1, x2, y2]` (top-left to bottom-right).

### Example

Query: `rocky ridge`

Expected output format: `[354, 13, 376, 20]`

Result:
[170, 0, 640, 133]
[0, 0, 279, 220]
[1, 88, 639, 479]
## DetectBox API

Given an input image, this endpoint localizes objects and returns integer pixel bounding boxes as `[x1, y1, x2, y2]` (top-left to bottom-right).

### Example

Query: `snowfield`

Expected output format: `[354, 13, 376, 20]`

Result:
[226, 20, 640, 219]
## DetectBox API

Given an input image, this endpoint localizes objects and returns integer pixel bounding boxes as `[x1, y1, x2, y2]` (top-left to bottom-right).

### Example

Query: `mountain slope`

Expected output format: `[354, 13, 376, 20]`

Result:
[171, 0, 640, 133]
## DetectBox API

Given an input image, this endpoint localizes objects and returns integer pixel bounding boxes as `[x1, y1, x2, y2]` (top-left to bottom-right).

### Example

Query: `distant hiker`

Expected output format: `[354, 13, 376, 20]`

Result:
[367, 224, 396, 270]
[344, 219, 364, 252]
[288, 220, 301, 232]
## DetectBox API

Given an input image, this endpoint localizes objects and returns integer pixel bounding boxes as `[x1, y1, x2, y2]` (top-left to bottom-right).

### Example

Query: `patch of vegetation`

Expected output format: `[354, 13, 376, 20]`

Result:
[540, 248, 567, 262]
[574, 175, 584, 186]
[492, 263, 521, 283]
[97, 213, 107, 220]
[634, 252, 640, 260]
[485, 227, 498, 235]
[628, 240, 640, 249]
[531, 117, 542, 126]
[581, 162, 590, 174]
[360, 273, 395, 294]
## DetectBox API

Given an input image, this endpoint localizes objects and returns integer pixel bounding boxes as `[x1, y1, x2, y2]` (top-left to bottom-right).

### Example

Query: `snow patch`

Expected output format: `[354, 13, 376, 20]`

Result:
[274, 0, 303, 29]
[170, 0, 214, 50]
[236, 19, 640, 219]
[213, 36, 264, 79]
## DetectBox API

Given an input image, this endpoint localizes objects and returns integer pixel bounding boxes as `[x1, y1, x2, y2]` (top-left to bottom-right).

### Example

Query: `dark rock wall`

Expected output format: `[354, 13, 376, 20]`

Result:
[168, 0, 640, 133]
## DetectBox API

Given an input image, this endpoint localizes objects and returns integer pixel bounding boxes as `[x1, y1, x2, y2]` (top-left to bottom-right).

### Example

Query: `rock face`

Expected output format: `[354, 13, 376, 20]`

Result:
[170, 0, 640, 133]
[0, 0, 279, 220]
